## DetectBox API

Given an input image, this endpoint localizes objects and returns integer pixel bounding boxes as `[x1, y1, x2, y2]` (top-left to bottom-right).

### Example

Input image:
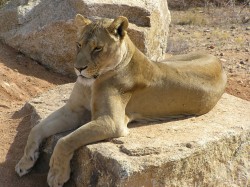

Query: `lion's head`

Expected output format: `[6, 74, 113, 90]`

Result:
[74, 14, 129, 85]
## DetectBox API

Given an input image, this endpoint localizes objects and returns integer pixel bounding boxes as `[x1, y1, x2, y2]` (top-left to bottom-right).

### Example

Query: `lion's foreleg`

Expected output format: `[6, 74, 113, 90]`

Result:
[47, 115, 128, 187]
[15, 105, 86, 177]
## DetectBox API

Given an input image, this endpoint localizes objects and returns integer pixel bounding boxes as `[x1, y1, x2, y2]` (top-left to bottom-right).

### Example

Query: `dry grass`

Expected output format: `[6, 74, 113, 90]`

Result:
[0, 0, 9, 7]
[167, 4, 250, 55]
[234, 36, 246, 47]
[211, 29, 230, 40]
[171, 5, 249, 26]
[172, 11, 209, 26]
[170, 0, 250, 27]
[168, 0, 250, 10]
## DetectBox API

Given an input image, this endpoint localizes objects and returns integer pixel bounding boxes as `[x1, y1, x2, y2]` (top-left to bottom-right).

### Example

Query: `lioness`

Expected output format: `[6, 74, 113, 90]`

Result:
[15, 14, 227, 187]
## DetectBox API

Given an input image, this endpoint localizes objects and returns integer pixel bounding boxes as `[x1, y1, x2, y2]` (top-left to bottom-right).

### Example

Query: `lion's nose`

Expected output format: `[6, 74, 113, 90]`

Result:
[75, 66, 88, 73]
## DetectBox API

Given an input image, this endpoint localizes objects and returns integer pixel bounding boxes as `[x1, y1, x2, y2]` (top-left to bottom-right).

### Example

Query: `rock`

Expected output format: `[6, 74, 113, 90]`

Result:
[177, 28, 184, 32]
[0, 0, 171, 75]
[240, 61, 245, 65]
[242, 16, 250, 24]
[20, 83, 250, 186]
[207, 45, 215, 49]
[230, 25, 236, 30]
[220, 58, 227, 62]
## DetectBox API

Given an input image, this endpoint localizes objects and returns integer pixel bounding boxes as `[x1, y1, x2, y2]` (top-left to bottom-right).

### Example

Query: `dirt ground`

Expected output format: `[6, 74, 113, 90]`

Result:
[0, 43, 74, 186]
[0, 6, 249, 187]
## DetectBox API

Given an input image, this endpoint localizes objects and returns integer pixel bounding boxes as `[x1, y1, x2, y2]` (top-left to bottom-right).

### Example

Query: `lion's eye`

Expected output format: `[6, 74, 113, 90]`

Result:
[76, 42, 82, 49]
[93, 46, 103, 52]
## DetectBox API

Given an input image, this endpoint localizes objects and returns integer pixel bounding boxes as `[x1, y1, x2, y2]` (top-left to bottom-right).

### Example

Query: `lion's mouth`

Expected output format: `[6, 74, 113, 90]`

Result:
[79, 75, 90, 79]
[79, 74, 99, 79]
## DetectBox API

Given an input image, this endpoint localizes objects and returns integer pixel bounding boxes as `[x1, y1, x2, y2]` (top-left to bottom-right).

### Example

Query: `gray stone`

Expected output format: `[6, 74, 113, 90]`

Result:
[0, 0, 171, 75]
[21, 83, 250, 186]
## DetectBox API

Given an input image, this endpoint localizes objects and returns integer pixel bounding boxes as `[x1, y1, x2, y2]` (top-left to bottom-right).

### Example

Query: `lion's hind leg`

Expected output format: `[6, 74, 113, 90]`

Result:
[15, 105, 86, 177]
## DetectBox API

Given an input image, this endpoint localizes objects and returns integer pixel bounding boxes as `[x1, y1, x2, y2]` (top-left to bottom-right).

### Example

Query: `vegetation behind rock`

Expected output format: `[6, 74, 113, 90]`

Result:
[168, 0, 249, 10]
[0, 0, 9, 7]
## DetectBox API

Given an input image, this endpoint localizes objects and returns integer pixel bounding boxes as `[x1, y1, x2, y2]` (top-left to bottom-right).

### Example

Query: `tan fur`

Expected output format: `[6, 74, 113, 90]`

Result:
[15, 14, 227, 187]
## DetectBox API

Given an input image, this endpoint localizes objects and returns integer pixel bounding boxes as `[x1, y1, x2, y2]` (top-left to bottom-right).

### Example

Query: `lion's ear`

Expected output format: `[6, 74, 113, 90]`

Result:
[74, 14, 92, 28]
[108, 16, 129, 39]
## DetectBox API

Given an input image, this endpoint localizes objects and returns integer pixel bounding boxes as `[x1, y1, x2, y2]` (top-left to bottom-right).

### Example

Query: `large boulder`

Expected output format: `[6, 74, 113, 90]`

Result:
[21, 83, 250, 186]
[0, 0, 171, 75]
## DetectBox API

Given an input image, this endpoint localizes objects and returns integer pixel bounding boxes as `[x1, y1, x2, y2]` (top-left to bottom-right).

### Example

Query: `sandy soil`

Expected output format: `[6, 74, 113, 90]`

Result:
[0, 7, 249, 187]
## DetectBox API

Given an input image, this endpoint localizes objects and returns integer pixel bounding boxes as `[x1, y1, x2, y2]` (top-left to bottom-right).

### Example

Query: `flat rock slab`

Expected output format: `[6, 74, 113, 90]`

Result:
[21, 83, 250, 186]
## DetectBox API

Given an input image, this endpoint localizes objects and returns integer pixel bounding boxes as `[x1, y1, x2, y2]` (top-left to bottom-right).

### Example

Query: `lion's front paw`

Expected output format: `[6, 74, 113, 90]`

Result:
[47, 153, 72, 187]
[15, 151, 39, 177]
